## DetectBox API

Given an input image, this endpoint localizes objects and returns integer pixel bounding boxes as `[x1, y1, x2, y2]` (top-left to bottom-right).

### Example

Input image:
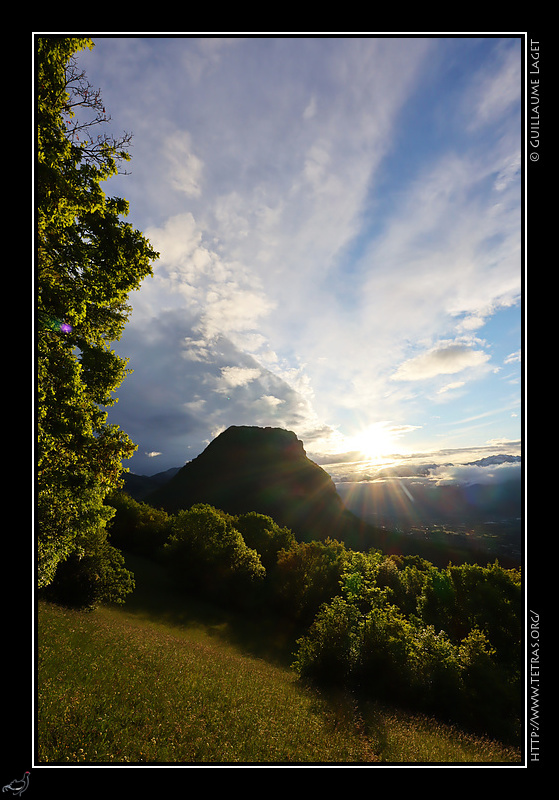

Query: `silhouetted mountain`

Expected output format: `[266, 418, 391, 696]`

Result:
[146, 426, 369, 545]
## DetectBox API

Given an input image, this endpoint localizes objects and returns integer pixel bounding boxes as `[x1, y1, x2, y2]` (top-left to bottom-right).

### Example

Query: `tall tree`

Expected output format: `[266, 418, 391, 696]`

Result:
[36, 37, 159, 600]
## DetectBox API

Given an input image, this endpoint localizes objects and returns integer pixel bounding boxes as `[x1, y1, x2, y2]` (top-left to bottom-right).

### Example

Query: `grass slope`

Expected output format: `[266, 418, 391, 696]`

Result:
[37, 555, 522, 765]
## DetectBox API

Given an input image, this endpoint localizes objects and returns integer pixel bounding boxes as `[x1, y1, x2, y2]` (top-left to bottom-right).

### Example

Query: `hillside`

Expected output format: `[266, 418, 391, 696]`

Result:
[42, 428, 523, 759]
[37, 556, 523, 764]
[37, 598, 378, 764]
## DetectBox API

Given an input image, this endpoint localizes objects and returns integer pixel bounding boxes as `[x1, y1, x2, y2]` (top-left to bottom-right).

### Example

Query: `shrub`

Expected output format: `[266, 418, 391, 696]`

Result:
[162, 504, 265, 606]
[106, 491, 170, 558]
[40, 528, 135, 609]
[293, 596, 360, 683]
[292, 553, 522, 742]
[408, 624, 462, 717]
[271, 539, 348, 623]
[351, 605, 415, 698]
[456, 627, 519, 739]
[234, 512, 295, 571]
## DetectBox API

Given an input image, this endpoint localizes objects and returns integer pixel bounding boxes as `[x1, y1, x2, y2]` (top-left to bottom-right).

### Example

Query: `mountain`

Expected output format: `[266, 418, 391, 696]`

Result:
[465, 455, 521, 468]
[145, 426, 367, 544]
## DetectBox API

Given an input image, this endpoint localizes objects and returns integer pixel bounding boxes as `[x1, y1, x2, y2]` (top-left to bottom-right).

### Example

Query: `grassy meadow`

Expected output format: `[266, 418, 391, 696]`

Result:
[36, 559, 520, 765]
[36, 554, 522, 765]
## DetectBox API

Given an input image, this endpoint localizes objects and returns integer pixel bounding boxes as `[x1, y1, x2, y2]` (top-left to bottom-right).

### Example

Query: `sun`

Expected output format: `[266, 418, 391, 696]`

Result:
[348, 422, 399, 462]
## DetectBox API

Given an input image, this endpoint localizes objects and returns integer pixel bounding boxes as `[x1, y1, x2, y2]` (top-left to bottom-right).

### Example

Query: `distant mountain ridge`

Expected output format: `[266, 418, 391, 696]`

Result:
[337, 476, 522, 529]
[123, 467, 180, 500]
[357, 454, 521, 482]
[337, 453, 521, 531]
[464, 454, 521, 467]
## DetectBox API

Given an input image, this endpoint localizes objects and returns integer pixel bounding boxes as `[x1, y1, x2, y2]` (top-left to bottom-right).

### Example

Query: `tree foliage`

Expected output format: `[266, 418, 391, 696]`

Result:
[36, 37, 159, 600]
[293, 551, 522, 741]
[106, 491, 171, 559]
[162, 505, 266, 606]
[233, 511, 295, 571]
[271, 538, 348, 624]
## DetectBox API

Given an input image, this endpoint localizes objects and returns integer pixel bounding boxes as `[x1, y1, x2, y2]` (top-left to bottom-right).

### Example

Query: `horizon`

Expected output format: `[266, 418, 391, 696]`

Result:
[73, 36, 523, 479]
[130, 423, 522, 491]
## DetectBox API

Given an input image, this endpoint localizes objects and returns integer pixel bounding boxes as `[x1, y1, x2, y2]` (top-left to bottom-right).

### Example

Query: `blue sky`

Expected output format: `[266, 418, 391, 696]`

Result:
[74, 36, 523, 481]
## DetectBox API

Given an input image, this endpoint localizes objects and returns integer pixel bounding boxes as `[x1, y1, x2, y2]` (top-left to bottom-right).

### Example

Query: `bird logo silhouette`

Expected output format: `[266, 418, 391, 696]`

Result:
[2, 773, 30, 797]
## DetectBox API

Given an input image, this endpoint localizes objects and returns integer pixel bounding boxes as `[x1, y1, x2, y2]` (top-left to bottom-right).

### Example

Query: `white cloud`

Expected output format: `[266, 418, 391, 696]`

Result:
[494, 154, 521, 192]
[437, 380, 466, 395]
[358, 147, 520, 340]
[182, 37, 243, 84]
[199, 286, 276, 343]
[504, 350, 521, 364]
[392, 343, 491, 382]
[215, 366, 261, 394]
[138, 211, 278, 363]
[456, 314, 487, 332]
[259, 395, 284, 408]
[303, 95, 317, 120]
[432, 460, 521, 486]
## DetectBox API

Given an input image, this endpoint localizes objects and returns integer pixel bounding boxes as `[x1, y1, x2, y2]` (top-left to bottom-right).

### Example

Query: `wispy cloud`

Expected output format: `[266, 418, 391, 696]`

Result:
[163, 131, 204, 197]
[463, 40, 522, 131]
[504, 350, 521, 364]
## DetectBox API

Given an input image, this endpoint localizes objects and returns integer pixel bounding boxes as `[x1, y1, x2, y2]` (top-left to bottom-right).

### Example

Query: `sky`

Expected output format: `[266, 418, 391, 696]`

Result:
[73, 35, 524, 483]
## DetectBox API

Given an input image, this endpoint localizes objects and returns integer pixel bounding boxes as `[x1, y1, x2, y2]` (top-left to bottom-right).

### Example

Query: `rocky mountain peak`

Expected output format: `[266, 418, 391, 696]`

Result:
[146, 425, 354, 541]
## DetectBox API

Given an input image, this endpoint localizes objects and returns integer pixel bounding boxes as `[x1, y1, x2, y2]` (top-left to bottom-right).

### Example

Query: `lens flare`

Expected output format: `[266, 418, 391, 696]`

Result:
[42, 316, 73, 334]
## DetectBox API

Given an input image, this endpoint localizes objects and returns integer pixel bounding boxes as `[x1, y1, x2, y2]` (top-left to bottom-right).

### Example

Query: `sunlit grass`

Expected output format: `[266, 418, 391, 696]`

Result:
[359, 702, 521, 764]
[37, 599, 521, 765]
[37, 601, 377, 764]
